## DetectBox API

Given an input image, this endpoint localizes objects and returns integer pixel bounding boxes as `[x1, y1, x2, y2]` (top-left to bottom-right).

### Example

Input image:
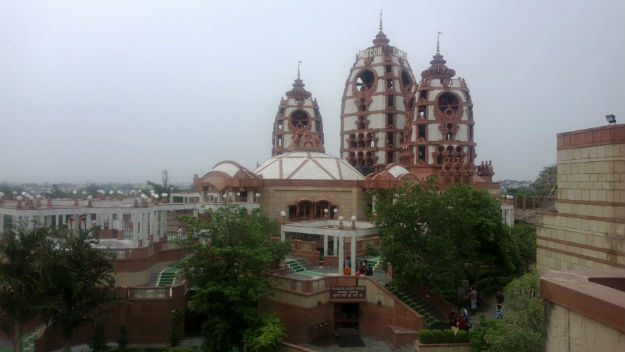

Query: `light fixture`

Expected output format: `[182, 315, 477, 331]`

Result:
[338, 216, 344, 221]
[606, 114, 616, 124]
[255, 192, 261, 198]
[324, 208, 328, 214]
[280, 210, 286, 217]
[333, 208, 338, 214]
[350, 216, 356, 221]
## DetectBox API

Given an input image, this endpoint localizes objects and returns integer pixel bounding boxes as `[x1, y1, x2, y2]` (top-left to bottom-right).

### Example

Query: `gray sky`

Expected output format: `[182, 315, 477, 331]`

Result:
[1, 0, 624, 184]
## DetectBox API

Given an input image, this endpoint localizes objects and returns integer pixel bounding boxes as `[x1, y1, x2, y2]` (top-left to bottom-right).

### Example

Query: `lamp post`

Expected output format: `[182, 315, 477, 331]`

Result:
[280, 210, 287, 224]
[606, 114, 616, 124]
[324, 208, 329, 219]
[350, 215, 356, 229]
[338, 216, 344, 229]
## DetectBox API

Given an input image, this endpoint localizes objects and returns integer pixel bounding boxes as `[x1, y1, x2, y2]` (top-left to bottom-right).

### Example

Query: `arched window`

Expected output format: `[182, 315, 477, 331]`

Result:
[290, 110, 309, 129]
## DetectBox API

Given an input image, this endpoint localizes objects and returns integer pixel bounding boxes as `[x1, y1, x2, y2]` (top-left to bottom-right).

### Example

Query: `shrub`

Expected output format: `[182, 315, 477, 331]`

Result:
[418, 329, 469, 344]
[167, 347, 194, 352]
[431, 330, 444, 343]
[419, 329, 433, 343]
[455, 330, 469, 343]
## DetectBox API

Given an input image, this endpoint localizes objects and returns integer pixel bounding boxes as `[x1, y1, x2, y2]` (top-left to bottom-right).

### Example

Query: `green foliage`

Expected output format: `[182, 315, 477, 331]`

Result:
[90, 321, 109, 352]
[419, 329, 469, 344]
[364, 241, 380, 256]
[375, 178, 518, 303]
[511, 223, 536, 272]
[244, 314, 286, 352]
[117, 325, 129, 352]
[529, 164, 557, 200]
[0, 223, 55, 352]
[167, 347, 195, 352]
[180, 206, 289, 352]
[43, 229, 116, 351]
[470, 270, 544, 352]
[169, 307, 183, 347]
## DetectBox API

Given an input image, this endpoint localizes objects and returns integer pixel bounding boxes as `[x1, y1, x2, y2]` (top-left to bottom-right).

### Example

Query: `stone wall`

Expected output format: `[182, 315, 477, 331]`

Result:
[537, 124, 625, 271]
[260, 184, 367, 221]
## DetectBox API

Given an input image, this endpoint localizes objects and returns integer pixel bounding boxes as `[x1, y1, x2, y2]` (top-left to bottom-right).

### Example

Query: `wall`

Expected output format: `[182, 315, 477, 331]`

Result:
[34, 284, 189, 351]
[541, 270, 625, 352]
[260, 184, 367, 221]
[268, 275, 422, 347]
[537, 124, 625, 271]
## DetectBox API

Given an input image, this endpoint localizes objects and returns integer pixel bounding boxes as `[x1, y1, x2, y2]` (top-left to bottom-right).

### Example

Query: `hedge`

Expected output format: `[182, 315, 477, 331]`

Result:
[419, 329, 469, 344]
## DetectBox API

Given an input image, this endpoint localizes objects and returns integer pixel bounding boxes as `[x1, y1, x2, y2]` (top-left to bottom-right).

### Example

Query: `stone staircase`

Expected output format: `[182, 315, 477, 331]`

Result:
[389, 285, 448, 329]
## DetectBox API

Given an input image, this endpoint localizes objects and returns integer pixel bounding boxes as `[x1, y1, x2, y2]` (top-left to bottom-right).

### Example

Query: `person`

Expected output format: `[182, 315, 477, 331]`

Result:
[495, 304, 504, 319]
[358, 261, 366, 275]
[469, 287, 478, 314]
[496, 290, 505, 306]
[456, 308, 466, 331]
[345, 256, 351, 268]
[365, 260, 373, 276]
[343, 266, 351, 276]
[448, 311, 457, 330]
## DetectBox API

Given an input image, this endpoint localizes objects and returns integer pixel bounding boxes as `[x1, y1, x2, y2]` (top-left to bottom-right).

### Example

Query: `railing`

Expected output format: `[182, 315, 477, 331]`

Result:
[124, 281, 189, 300]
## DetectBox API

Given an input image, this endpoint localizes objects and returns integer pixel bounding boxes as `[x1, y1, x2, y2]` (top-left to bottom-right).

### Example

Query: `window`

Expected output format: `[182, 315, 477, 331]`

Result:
[355, 70, 375, 92]
[418, 125, 426, 139]
[418, 146, 426, 161]
[437, 92, 460, 116]
[385, 65, 392, 73]
[401, 70, 413, 89]
[290, 110, 309, 128]
[387, 114, 393, 126]
[388, 95, 394, 107]
[387, 151, 394, 163]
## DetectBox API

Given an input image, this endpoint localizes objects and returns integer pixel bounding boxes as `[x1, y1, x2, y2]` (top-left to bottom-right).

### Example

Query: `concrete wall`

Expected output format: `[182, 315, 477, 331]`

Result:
[544, 301, 625, 352]
[537, 124, 625, 271]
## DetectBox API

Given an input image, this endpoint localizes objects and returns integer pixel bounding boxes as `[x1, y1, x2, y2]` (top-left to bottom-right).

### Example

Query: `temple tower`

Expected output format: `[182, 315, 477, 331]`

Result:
[271, 66, 325, 156]
[340, 18, 417, 175]
[401, 35, 484, 184]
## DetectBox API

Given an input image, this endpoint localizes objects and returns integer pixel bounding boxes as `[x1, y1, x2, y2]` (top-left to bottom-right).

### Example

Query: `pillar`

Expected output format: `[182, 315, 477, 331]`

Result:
[350, 234, 356, 277]
[338, 235, 344, 275]
[333, 235, 338, 257]
[323, 233, 328, 257]
[280, 229, 285, 242]
[132, 213, 139, 241]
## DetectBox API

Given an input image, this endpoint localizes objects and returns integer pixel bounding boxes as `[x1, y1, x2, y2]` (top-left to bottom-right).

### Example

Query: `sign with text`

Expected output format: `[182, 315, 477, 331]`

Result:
[330, 286, 366, 300]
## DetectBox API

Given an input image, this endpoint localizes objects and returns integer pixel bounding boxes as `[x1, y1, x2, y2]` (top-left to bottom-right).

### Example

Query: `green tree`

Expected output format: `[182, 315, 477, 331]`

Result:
[470, 270, 544, 352]
[374, 177, 518, 303]
[43, 229, 116, 352]
[89, 321, 108, 352]
[511, 223, 536, 273]
[529, 164, 557, 200]
[180, 206, 289, 352]
[0, 223, 54, 352]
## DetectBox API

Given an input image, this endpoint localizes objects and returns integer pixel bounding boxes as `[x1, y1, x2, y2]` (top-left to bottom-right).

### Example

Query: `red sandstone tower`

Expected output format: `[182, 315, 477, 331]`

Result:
[339, 19, 416, 175]
[271, 65, 325, 156]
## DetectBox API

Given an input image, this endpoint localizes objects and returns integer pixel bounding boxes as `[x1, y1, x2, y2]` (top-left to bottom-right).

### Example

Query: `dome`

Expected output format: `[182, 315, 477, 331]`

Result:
[254, 151, 364, 181]
[194, 161, 259, 192]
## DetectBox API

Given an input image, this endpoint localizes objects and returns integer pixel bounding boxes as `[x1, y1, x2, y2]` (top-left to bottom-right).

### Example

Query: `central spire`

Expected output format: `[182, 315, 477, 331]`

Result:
[372, 10, 390, 47]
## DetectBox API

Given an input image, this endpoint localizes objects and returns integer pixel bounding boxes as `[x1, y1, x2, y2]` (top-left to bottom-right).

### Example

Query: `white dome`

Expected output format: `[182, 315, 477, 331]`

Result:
[255, 152, 364, 181]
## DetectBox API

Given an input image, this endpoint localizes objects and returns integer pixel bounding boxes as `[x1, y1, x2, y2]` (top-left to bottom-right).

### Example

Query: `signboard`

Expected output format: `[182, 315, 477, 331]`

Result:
[357, 46, 407, 60]
[330, 286, 366, 300]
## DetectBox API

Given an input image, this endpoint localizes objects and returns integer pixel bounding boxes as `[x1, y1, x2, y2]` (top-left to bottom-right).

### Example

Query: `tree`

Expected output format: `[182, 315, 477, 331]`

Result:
[470, 270, 544, 352]
[43, 229, 116, 352]
[374, 177, 518, 303]
[180, 206, 289, 352]
[0, 223, 54, 352]
[529, 164, 557, 201]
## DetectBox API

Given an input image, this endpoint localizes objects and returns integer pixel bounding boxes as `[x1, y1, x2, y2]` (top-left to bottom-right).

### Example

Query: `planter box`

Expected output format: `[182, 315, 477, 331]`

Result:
[415, 341, 471, 352]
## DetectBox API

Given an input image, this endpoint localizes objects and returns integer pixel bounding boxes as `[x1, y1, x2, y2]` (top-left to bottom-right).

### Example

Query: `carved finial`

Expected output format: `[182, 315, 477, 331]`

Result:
[379, 9, 383, 31]
[437, 32, 442, 54]
[297, 60, 302, 78]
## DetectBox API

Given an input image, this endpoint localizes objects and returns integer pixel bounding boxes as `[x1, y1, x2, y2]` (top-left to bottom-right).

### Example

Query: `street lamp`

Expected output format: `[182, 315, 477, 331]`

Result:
[606, 114, 616, 124]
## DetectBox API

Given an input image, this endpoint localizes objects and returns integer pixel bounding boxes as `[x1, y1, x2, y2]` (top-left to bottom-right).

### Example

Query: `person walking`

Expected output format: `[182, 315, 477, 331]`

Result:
[469, 287, 478, 314]
[495, 304, 504, 319]
[496, 290, 505, 306]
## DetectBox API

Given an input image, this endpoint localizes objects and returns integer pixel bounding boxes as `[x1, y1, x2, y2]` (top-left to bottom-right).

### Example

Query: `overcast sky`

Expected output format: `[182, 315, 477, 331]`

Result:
[1, 0, 623, 184]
